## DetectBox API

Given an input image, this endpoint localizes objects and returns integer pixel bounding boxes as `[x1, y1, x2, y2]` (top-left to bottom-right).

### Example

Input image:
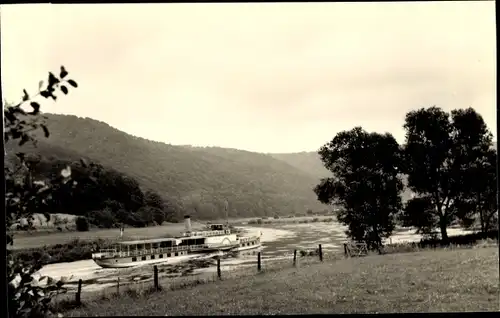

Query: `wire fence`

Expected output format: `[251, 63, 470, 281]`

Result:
[50, 239, 498, 308]
[55, 244, 359, 306]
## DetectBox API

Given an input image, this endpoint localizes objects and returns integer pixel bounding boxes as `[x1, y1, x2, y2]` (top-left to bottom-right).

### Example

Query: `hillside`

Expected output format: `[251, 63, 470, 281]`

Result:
[268, 151, 330, 178]
[268, 152, 413, 203]
[5, 114, 327, 220]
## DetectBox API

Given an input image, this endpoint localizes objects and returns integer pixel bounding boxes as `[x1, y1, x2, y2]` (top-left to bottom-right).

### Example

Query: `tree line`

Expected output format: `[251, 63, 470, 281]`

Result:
[11, 154, 178, 230]
[315, 106, 497, 249]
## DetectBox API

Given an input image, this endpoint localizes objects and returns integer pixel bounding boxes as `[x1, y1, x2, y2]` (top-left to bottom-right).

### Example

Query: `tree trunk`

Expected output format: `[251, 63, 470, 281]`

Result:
[439, 219, 449, 244]
[478, 193, 485, 234]
[436, 203, 449, 244]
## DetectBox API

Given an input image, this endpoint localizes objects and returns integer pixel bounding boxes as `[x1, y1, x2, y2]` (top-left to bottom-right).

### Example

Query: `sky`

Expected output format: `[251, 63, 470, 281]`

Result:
[1, 2, 496, 153]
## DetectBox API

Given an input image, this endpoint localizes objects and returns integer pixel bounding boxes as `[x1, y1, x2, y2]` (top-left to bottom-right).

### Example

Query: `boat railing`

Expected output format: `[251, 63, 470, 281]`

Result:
[182, 230, 230, 237]
[96, 244, 210, 258]
[239, 235, 260, 243]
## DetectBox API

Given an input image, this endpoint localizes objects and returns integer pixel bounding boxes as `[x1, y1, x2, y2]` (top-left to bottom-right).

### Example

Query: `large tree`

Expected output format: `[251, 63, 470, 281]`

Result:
[314, 127, 404, 249]
[401, 106, 494, 242]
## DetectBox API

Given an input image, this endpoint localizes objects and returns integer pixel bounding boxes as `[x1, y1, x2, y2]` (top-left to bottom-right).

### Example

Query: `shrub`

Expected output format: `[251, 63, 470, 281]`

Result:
[75, 216, 90, 232]
[88, 208, 117, 228]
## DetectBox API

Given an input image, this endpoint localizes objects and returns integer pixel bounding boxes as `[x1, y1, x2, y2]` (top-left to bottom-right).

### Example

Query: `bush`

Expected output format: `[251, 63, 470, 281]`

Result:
[88, 208, 117, 228]
[75, 216, 90, 232]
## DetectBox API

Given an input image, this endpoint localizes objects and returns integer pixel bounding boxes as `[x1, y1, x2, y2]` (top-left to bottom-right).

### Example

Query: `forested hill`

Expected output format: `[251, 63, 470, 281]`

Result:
[5, 114, 328, 220]
[268, 151, 330, 178]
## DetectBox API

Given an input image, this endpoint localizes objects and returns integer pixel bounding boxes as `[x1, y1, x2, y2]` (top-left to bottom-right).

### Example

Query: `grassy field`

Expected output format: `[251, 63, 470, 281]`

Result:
[10, 222, 192, 250]
[60, 247, 498, 315]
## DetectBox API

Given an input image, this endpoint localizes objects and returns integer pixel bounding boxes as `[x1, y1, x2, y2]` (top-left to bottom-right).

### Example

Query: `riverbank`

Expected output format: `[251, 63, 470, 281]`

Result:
[10, 221, 496, 268]
[8, 215, 334, 250]
[60, 246, 498, 315]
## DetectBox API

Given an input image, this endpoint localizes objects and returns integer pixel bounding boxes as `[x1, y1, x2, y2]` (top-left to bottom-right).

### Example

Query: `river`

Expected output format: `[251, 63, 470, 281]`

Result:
[36, 222, 473, 293]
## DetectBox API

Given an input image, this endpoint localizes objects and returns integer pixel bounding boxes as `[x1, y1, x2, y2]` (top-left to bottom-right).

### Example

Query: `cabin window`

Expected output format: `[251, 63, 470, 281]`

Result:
[167, 253, 171, 257]
[195, 238, 204, 245]
[141, 256, 146, 261]
[159, 254, 163, 258]
[145, 243, 152, 250]
[162, 241, 174, 248]
[175, 252, 179, 256]
[151, 255, 155, 259]
[132, 257, 137, 262]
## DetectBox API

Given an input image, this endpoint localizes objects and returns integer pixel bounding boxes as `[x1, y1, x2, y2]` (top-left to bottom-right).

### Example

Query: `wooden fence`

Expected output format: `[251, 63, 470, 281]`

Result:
[70, 243, 366, 305]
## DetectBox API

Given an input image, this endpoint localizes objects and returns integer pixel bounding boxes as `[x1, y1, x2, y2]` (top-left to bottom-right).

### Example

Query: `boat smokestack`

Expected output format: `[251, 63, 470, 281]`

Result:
[184, 215, 192, 233]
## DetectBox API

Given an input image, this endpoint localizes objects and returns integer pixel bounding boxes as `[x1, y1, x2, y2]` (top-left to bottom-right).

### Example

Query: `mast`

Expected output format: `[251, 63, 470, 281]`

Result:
[224, 199, 229, 227]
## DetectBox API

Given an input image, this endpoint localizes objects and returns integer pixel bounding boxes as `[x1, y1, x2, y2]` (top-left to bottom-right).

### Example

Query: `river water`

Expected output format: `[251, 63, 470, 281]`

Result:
[36, 222, 473, 293]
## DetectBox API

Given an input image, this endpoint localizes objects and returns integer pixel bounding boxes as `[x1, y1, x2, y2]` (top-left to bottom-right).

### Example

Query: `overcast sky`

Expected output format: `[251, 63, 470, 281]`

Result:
[1, 2, 496, 153]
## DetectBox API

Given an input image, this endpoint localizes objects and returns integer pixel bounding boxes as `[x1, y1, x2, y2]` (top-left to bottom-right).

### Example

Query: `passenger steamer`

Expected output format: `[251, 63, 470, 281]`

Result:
[92, 216, 262, 268]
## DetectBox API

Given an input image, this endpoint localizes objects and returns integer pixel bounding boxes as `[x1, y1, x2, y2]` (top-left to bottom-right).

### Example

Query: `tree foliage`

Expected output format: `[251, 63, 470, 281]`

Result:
[4, 67, 78, 318]
[401, 106, 495, 242]
[458, 148, 498, 233]
[20, 156, 174, 228]
[314, 127, 404, 249]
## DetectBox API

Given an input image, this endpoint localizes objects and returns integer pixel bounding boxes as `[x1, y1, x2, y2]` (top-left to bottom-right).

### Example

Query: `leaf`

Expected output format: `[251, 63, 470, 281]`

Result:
[67, 79, 78, 88]
[80, 158, 88, 167]
[22, 89, 29, 101]
[48, 72, 59, 86]
[60, 66, 68, 78]
[41, 124, 50, 138]
[60, 166, 72, 178]
[40, 91, 51, 99]
[30, 102, 40, 114]
[15, 152, 26, 162]
[60, 85, 68, 95]
[38, 80, 44, 90]
[19, 135, 30, 146]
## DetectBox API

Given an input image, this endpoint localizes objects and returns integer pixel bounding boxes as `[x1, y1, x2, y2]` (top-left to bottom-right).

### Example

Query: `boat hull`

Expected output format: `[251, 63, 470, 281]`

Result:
[231, 242, 262, 252]
[93, 251, 203, 269]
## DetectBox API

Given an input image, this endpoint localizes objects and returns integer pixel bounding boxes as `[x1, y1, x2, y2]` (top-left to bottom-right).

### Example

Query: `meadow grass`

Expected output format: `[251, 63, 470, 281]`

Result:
[59, 246, 498, 316]
[10, 222, 189, 250]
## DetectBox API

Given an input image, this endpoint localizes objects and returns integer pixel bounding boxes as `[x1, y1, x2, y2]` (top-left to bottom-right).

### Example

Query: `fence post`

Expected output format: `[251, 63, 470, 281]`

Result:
[153, 265, 159, 291]
[75, 279, 82, 305]
[257, 252, 261, 272]
[318, 244, 323, 262]
[293, 249, 297, 266]
[217, 258, 221, 279]
[344, 243, 349, 258]
[116, 276, 120, 295]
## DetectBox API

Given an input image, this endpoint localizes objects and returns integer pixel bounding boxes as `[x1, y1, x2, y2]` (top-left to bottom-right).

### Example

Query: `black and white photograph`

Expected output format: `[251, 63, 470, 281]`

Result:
[2, 1, 498, 316]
